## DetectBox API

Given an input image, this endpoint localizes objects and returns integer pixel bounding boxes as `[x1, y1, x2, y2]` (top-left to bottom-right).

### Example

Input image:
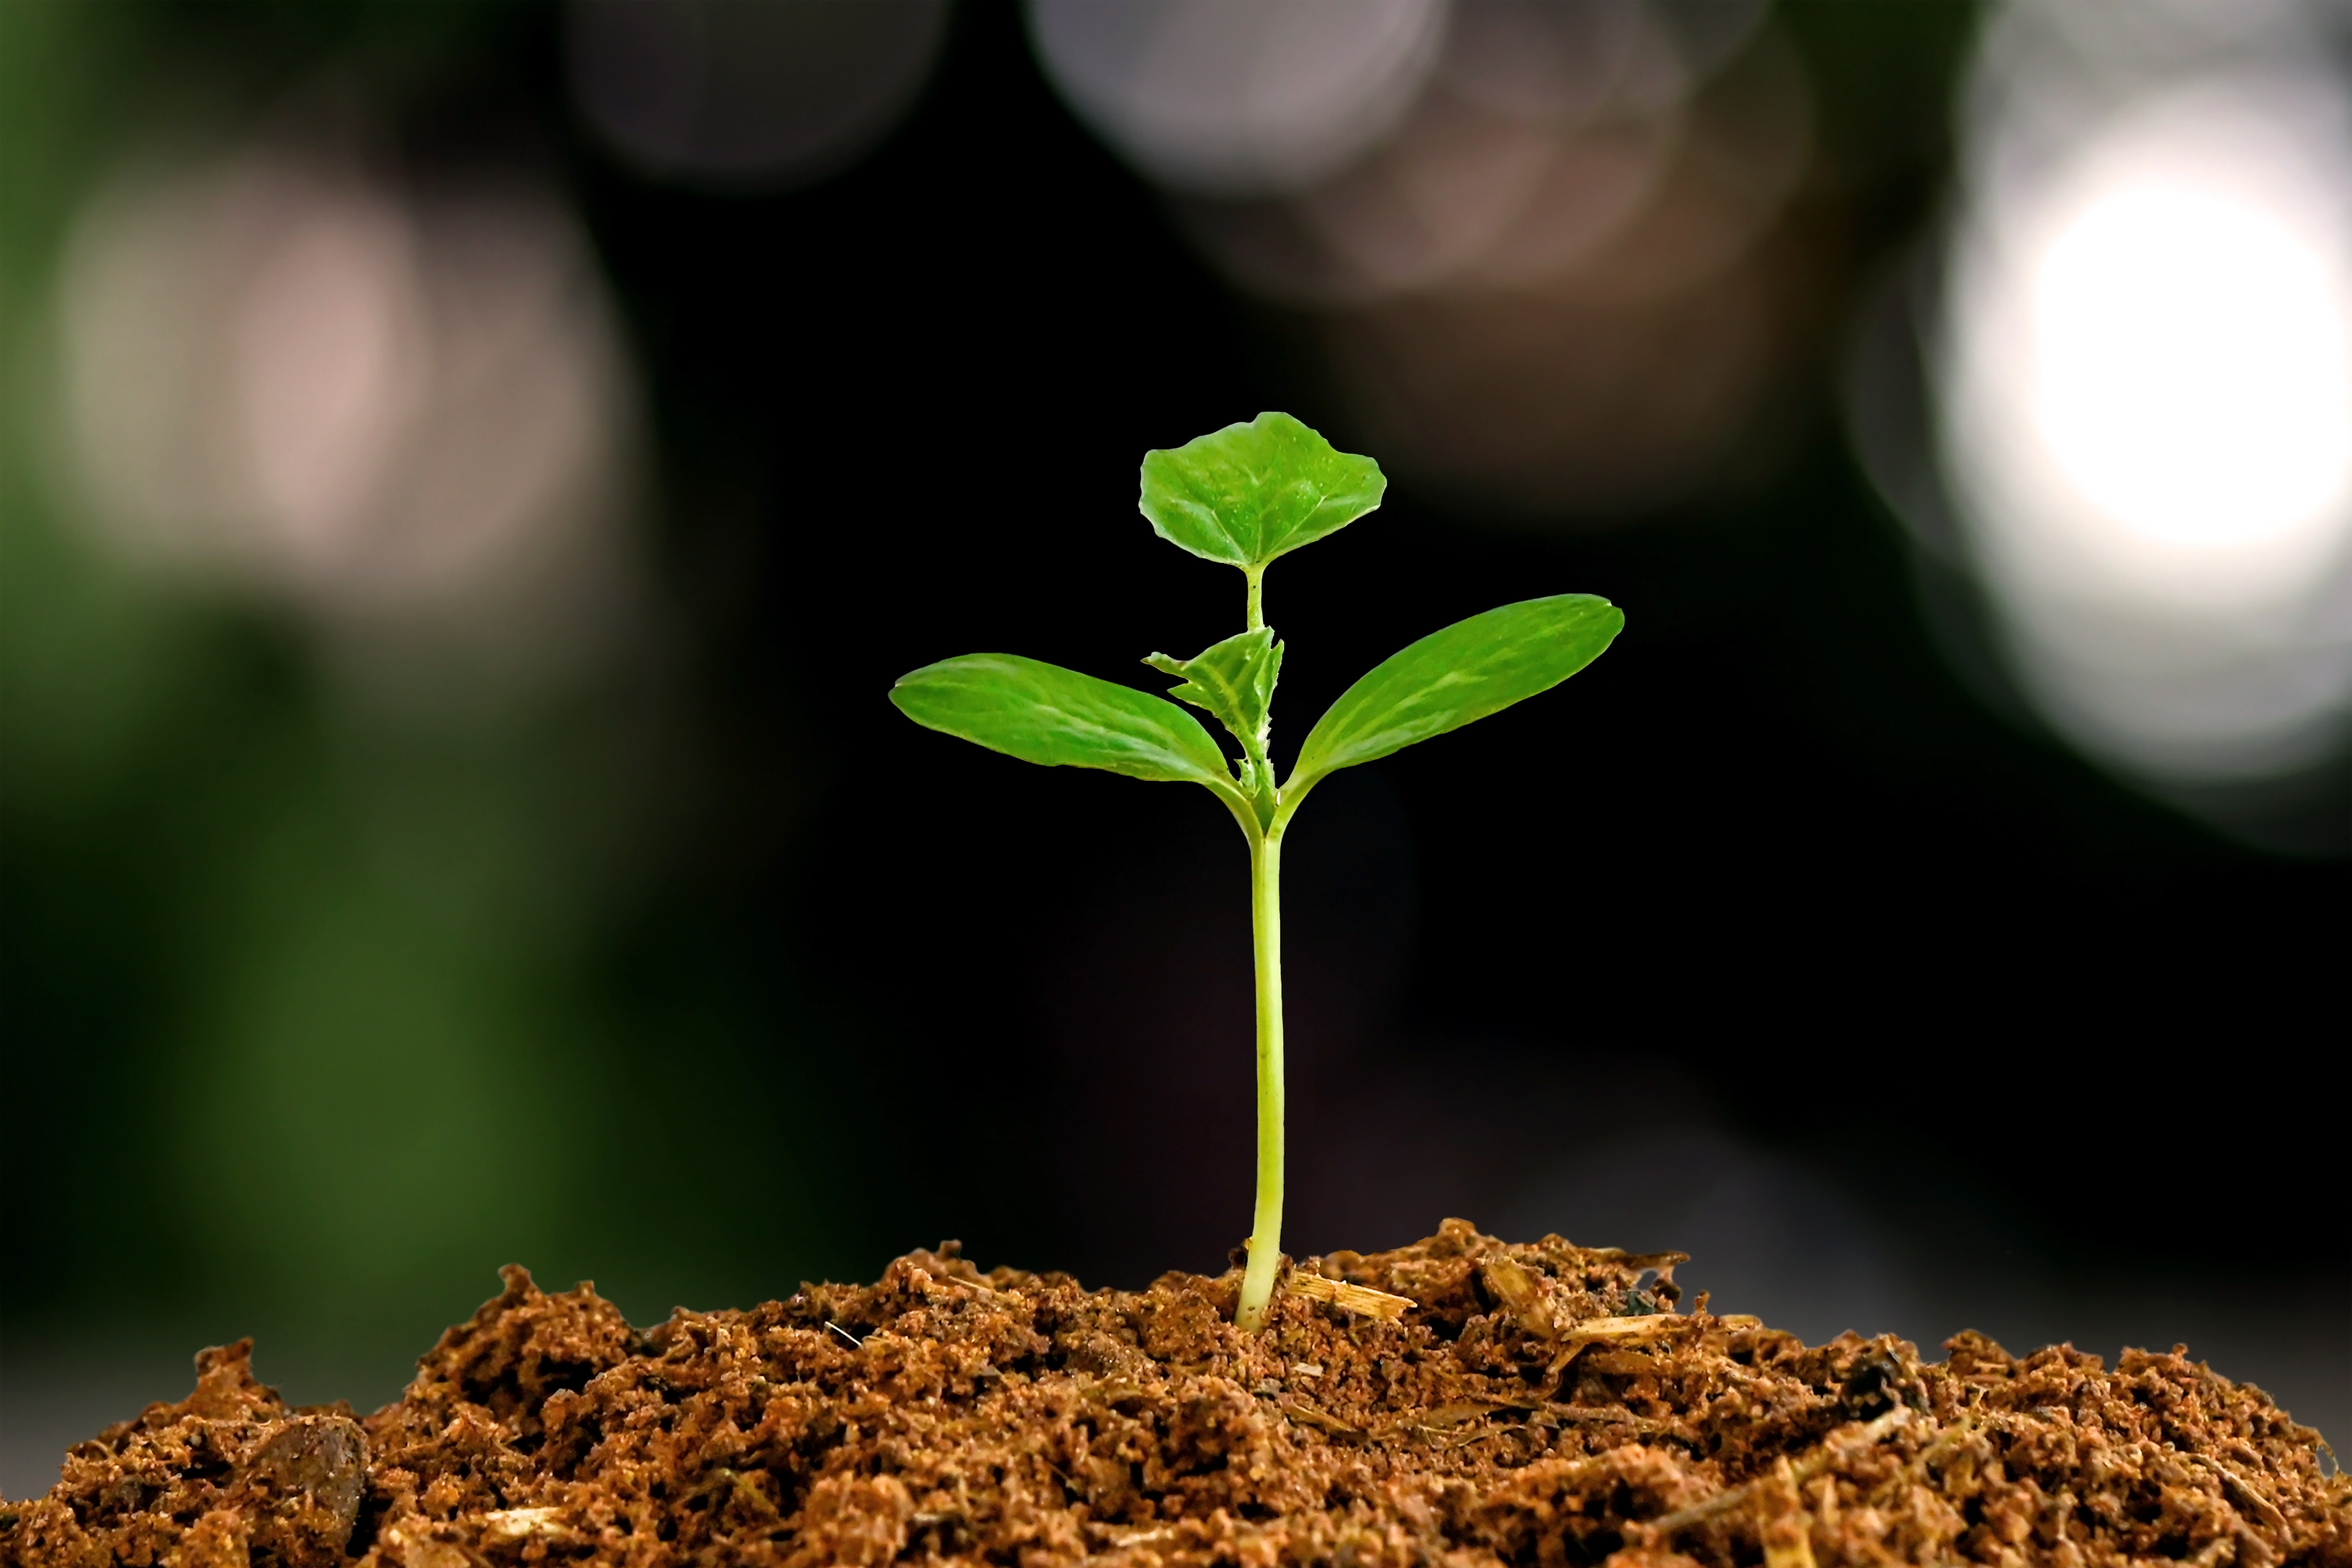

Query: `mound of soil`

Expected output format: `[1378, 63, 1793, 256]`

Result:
[5, 1221, 2343, 1568]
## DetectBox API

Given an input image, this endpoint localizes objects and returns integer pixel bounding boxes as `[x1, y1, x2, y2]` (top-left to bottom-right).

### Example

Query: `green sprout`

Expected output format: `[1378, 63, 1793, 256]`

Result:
[890, 414, 1622, 1330]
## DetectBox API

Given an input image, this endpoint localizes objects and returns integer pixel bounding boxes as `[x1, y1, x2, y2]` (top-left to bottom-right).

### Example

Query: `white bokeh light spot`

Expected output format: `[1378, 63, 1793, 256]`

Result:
[2031, 186, 2351, 550]
[53, 147, 643, 703]
[1918, 41, 2352, 807]
[1028, 0, 1445, 197]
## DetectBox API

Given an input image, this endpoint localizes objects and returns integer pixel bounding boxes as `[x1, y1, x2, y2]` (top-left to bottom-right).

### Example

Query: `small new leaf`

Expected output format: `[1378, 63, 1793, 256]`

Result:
[892, 654, 1238, 797]
[1140, 413, 1385, 571]
[1288, 595, 1623, 793]
[1144, 626, 1283, 755]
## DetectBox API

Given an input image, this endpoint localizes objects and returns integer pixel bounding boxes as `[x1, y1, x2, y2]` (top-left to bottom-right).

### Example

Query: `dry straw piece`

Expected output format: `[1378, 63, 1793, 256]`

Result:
[1284, 1270, 1415, 1321]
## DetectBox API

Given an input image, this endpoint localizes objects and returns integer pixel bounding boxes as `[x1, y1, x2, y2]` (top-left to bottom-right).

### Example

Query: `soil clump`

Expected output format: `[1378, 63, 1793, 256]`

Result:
[5, 1220, 2343, 1567]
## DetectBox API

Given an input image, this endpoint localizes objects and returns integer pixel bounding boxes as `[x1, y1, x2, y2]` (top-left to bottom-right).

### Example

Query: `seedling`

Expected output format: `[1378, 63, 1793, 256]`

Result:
[891, 414, 1622, 1330]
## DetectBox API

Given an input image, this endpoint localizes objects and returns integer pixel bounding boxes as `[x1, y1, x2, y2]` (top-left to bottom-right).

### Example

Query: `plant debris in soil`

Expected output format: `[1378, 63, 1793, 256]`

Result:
[5, 1220, 2344, 1568]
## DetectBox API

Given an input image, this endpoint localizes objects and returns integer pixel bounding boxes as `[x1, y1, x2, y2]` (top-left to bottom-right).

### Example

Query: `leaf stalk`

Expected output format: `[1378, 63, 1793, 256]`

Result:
[1236, 818, 1285, 1330]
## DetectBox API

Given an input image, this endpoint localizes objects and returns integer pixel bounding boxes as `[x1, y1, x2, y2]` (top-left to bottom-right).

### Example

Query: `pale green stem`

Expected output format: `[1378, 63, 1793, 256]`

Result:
[1245, 567, 1265, 632]
[1235, 822, 1285, 1330]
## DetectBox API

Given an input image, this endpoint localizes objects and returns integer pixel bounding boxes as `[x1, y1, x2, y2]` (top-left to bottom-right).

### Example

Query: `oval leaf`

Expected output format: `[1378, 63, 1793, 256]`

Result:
[892, 653, 1238, 793]
[1140, 412, 1386, 570]
[1288, 595, 1623, 790]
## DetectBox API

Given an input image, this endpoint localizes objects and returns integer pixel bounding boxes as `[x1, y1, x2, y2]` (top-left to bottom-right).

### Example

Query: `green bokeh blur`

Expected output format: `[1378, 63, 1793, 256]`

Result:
[0, 0, 846, 1434]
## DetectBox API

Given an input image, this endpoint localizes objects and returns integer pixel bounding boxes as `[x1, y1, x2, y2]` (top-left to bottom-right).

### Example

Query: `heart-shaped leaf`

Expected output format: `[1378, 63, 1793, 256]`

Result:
[1145, 626, 1284, 753]
[892, 654, 1239, 794]
[1287, 595, 1623, 793]
[1140, 412, 1386, 571]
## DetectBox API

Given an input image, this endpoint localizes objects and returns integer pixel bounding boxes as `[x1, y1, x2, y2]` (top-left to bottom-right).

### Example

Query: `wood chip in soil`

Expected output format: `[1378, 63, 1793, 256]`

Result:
[4, 1219, 2344, 1567]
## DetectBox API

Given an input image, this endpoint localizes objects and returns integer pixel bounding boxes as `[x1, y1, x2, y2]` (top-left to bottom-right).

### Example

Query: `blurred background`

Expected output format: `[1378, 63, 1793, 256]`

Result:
[3, 0, 2346, 1494]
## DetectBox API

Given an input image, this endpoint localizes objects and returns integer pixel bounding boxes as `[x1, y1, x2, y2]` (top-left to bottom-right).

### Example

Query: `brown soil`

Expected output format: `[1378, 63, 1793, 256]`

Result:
[5, 1221, 2343, 1568]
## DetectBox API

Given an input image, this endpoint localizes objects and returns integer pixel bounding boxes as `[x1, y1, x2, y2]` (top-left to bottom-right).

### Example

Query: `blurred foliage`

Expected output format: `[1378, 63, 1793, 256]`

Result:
[0, 0, 842, 1401]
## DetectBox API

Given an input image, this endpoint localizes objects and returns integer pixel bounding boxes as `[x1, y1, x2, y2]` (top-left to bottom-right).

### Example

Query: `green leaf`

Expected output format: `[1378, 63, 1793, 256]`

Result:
[1287, 595, 1623, 792]
[1144, 626, 1284, 754]
[892, 654, 1238, 794]
[1140, 412, 1386, 571]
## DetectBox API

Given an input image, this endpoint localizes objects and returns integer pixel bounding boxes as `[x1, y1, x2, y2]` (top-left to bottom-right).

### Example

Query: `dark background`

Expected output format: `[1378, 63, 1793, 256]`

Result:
[3, 0, 2343, 1495]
